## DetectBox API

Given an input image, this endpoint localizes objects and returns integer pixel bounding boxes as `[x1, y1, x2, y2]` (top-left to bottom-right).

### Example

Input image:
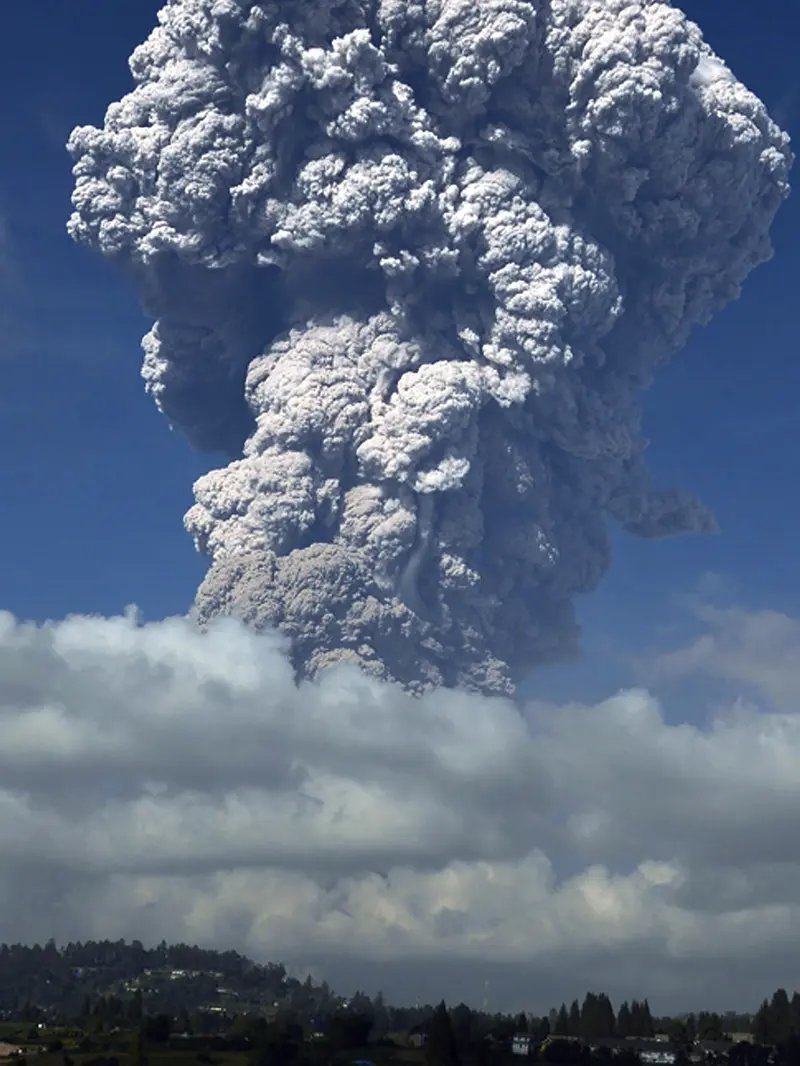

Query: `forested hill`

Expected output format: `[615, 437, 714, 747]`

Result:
[0, 939, 323, 1020]
[0, 937, 764, 1045]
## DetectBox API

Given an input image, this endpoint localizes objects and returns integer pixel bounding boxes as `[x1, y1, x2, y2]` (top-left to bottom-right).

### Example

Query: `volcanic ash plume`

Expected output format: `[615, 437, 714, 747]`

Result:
[68, 0, 791, 695]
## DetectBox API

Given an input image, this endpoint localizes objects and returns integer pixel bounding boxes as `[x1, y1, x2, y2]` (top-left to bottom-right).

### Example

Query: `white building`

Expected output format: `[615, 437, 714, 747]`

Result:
[512, 1034, 533, 1056]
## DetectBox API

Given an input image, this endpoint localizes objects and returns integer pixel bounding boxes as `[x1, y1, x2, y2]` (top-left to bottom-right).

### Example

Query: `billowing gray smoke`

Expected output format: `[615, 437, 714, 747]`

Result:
[68, 0, 791, 695]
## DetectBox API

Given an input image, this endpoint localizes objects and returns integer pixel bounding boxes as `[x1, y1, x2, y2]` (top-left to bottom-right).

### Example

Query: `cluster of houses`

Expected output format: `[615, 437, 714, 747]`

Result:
[507, 1033, 760, 1063]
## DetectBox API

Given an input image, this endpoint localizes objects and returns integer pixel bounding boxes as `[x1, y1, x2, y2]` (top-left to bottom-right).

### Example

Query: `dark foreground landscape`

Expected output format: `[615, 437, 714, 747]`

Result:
[1, 941, 798, 1066]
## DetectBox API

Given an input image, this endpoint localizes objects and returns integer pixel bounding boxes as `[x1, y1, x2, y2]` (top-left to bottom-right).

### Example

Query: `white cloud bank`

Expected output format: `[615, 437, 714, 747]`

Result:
[1, 604, 800, 1013]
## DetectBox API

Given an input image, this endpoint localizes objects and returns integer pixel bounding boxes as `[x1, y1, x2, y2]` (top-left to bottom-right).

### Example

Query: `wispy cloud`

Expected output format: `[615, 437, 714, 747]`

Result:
[649, 603, 800, 713]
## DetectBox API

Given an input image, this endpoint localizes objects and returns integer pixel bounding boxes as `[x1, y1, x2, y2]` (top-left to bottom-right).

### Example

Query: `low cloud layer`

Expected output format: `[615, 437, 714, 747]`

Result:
[1, 604, 800, 1012]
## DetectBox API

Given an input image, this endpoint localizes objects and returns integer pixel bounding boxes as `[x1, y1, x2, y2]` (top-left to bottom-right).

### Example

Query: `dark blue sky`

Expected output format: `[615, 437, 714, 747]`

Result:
[0, 0, 797, 699]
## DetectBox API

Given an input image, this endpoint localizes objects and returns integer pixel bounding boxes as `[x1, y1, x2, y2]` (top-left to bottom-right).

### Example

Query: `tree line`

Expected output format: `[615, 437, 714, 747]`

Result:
[7, 937, 800, 1050]
[752, 991, 800, 1047]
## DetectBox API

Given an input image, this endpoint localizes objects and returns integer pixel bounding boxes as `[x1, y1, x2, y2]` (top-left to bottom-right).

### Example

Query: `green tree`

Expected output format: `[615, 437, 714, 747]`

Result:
[425, 1002, 461, 1066]
[327, 1010, 373, 1051]
[500, 1016, 523, 1042]
[541, 1040, 582, 1064]
[783, 1033, 800, 1066]
[20, 1002, 39, 1023]
[229, 1015, 265, 1039]
[372, 990, 390, 1038]
[450, 1004, 475, 1050]
[192, 1011, 213, 1038]
[568, 1001, 581, 1039]
[554, 1005, 569, 1037]
[791, 995, 800, 1038]
[134, 1025, 147, 1066]
[697, 1012, 723, 1041]
[771, 989, 792, 1046]
[250, 1021, 303, 1066]
[127, 991, 143, 1025]
[91, 996, 110, 1033]
[143, 1015, 172, 1045]
[79, 995, 92, 1024]
[629, 1001, 653, 1039]
[598, 995, 616, 1038]
[617, 1003, 631, 1039]
[753, 1000, 770, 1045]
[534, 1017, 551, 1042]
[579, 994, 594, 1041]
[630, 1002, 643, 1038]
[665, 1019, 688, 1046]
[580, 993, 615, 1040]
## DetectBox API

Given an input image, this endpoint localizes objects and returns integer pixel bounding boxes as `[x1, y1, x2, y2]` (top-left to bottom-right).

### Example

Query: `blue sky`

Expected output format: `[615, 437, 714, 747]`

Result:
[0, 0, 797, 697]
